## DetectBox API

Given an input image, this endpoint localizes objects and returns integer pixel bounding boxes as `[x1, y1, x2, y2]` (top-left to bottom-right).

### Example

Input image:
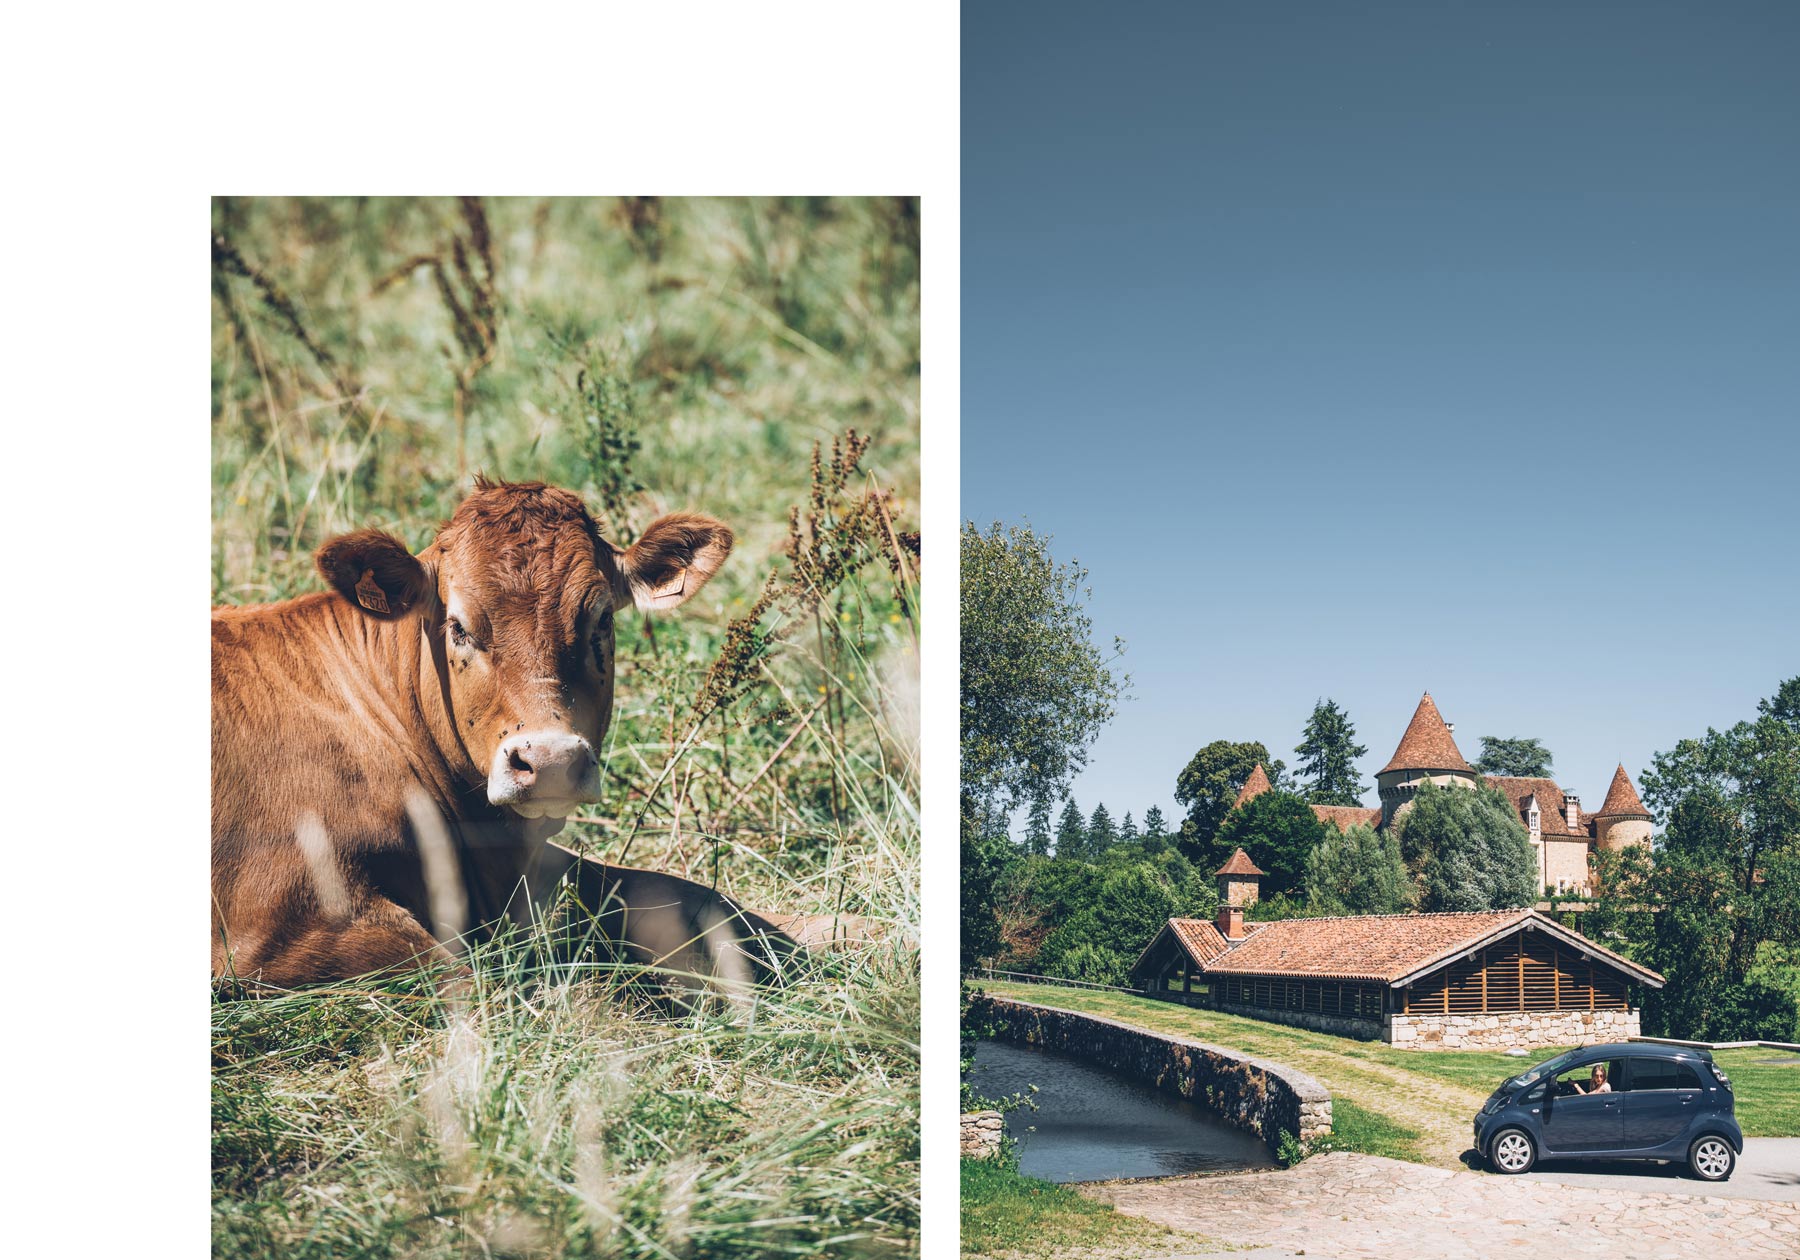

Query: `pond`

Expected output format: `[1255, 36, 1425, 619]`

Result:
[967, 1037, 1277, 1183]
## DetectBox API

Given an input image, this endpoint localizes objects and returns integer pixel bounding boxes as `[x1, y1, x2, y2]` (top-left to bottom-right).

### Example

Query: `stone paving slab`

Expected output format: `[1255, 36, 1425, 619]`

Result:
[1084, 1152, 1800, 1260]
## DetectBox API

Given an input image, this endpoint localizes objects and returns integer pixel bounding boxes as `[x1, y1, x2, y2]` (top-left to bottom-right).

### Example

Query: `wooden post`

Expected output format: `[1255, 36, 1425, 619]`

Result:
[1481, 948, 1489, 1013]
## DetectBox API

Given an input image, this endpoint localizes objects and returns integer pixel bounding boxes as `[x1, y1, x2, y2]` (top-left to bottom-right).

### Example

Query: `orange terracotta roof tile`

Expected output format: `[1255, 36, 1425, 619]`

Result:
[1199, 908, 1662, 986]
[1596, 764, 1652, 819]
[1169, 918, 1231, 966]
[1231, 764, 1274, 810]
[1215, 847, 1267, 877]
[1378, 693, 1473, 775]
[1482, 775, 1586, 839]
[1310, 804, 1383, 832]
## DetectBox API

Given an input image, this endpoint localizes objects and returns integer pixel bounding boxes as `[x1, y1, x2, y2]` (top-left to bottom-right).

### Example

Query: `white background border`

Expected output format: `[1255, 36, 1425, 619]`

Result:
[6, 2, 959, 1252]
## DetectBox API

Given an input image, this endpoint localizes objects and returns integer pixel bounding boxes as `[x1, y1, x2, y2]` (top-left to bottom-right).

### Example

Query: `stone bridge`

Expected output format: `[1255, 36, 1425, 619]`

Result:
[968, 993, 1331, 1154]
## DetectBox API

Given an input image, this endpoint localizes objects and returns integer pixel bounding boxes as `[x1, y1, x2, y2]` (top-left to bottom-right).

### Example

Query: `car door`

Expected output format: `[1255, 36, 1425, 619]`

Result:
[1537, 1064, 1623, 1153]
[1617, 1056, 1703, 1150]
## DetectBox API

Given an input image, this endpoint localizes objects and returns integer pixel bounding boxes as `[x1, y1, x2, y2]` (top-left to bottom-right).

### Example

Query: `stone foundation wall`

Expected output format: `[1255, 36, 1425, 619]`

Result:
[1212, 1000, 1383, 1042]
[1385, 1008, 1639, 1050]
[970, 995, 1331, 1151]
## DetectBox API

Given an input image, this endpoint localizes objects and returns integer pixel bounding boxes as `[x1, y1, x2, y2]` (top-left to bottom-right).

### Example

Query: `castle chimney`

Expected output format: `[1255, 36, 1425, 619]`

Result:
[1564, 793, 1580, 830]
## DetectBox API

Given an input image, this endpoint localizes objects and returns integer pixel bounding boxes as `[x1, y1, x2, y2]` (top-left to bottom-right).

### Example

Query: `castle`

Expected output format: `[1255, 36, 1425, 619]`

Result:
[1230, 692, 1655, 896]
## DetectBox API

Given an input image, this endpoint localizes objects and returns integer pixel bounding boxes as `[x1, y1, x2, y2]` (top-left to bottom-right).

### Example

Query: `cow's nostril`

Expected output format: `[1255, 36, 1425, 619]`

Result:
[508, 747, 535, 777]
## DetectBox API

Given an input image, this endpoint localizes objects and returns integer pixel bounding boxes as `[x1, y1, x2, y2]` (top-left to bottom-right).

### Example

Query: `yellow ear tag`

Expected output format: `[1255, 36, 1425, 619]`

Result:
[355, 569, 391, 614]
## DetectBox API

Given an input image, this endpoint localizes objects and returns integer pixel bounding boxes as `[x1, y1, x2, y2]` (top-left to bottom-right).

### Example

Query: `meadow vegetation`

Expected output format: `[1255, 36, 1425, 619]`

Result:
[211, 197, 920, 1257]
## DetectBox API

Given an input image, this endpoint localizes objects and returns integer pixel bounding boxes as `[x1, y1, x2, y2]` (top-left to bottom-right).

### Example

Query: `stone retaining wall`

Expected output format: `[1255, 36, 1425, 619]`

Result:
[969, 995, 1331, 1152]
[960, 1110, 1004, 1159]
[1387, 1008, 1638, 1049]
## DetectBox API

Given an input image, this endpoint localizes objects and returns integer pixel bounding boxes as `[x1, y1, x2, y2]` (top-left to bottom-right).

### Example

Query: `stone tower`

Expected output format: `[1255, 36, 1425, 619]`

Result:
[1214, 847, 1265, 941]
[1593, 763, 1654, 852]
[1376, 692, 1478, 829]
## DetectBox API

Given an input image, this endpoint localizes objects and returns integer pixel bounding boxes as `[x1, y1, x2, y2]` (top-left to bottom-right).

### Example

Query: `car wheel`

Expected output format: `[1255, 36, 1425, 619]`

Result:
[1688, 1135, 1734, 1182]
[1489, 1127, 1536, 1175]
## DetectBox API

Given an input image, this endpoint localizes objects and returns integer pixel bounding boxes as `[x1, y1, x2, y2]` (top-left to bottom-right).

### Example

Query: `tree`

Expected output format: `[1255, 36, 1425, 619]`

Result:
[1174, 740, 1284, 859]
[1054, 797, 1088, 860]
[1395, 780, 1538, 911]
[1087, 802, 1118, 854]
[1305, 823, 1410, 915]
[960, 522, 1126, 967]
[1021, 794, 1053, 857]
[1293, 698, 1368, 806]
[961, 798, 1013, 967]
[1473, 736, 1554, 778]
[1118, 811, 1140, 847]
[1622, 677, 1800, 1040]
[1142, 804, 1169, 849]
[1039, 864, 1182, 981]
[961, 522, 1127, 812]
[1210, 789, 1328, 898]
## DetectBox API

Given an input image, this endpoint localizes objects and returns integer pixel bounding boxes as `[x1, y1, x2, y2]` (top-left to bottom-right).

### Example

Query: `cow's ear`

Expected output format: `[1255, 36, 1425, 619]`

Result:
[315, 528, 431, 620]
[614, 513, 734, 612]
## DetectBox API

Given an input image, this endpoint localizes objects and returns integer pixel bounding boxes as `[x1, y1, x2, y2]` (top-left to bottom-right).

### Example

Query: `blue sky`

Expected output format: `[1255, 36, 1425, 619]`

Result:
[963, 1, 1799, 830]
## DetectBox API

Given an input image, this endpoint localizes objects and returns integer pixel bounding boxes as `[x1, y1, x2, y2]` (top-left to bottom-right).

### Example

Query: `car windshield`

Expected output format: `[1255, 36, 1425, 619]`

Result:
[1507, 1049, 1586, 1090]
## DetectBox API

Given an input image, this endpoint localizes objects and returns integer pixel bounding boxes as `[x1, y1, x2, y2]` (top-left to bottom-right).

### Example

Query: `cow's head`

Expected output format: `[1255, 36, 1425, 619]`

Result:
[315, 479, 732, 822]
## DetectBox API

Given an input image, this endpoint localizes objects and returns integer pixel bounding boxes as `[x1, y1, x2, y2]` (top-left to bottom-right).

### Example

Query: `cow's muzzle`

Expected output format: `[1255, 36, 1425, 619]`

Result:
[488, 730, 602, 818]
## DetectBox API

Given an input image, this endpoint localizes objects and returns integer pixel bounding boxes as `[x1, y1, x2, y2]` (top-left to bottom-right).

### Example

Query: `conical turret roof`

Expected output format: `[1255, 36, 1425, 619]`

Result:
[1231, 763, 1273, 810]
[1595, 763, 1652, 819]
[1215, 847, 1267, 877]
[1378, 692, 1472, 775]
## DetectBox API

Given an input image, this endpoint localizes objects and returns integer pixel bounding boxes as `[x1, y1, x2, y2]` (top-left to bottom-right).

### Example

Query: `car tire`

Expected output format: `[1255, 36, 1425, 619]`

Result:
[1688, 1135, 1734, 1182]
[1488, 1127, 1536, 1175]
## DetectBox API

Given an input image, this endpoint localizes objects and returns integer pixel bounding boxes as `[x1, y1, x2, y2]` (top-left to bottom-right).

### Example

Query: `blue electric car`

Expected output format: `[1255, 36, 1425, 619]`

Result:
[1472, 1043, 1742, 1180]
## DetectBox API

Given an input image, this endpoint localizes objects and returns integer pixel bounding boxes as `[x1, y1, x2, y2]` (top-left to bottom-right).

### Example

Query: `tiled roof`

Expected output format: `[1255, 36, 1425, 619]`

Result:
[1596, 764, 1652, 819]
[1170, 918, 1232, 966]
[1199, 908, 1662, 986]
[1130, 916, 1232, 977]
[1379, 693, 1473, 774]
[1231, 764, 1274, 810]
[1311, 804, 1383, 832]
[1483, 776, 1586, 839]
[1215, 847, 1267, 877]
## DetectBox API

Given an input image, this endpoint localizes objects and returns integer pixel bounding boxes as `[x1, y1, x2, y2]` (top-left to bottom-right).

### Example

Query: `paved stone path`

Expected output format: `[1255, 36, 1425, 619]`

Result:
[1084, 1152, 1800, 1259]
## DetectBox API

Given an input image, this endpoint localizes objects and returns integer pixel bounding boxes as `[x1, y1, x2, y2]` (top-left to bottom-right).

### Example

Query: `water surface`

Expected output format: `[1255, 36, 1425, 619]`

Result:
[968, 1037, 1277, 1182]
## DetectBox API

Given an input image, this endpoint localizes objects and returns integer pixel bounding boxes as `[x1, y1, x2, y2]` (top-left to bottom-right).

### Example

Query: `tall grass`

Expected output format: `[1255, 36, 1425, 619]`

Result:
[210, 197, 920, 1257]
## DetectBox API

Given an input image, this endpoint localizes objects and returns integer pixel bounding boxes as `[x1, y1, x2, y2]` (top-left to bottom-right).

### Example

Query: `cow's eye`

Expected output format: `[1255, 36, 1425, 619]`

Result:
[448, 618, 472, 649]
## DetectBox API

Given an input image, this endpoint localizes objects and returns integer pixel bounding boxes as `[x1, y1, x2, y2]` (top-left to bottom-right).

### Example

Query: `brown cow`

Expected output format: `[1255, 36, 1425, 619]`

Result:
[212, 477, 752, 988]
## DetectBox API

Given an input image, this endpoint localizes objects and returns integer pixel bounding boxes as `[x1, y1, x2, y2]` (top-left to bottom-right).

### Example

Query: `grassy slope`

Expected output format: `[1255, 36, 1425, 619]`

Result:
[211, 198, 920, 1258]
[976, 982, 1798, 1167]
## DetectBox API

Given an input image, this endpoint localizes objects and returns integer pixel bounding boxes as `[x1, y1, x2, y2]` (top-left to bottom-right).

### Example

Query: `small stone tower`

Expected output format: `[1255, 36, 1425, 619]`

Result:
[1376, 692, 1479, 829]
[1215, 847, 1265, 941]
[1593, 763, 1654, 852]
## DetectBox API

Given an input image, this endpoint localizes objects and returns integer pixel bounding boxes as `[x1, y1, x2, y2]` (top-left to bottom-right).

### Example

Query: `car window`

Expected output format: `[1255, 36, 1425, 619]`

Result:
[1628, 1058, 1701, 1091]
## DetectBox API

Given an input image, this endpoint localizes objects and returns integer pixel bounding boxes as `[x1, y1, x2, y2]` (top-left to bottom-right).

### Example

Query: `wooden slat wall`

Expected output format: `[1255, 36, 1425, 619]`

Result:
[1216, 975, 1380, 1018]
[1403, 932, 1632, 1013]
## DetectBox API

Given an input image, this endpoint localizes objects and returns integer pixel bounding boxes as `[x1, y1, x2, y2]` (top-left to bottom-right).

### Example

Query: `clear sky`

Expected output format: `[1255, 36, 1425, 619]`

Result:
[963, 1, 1799, 831]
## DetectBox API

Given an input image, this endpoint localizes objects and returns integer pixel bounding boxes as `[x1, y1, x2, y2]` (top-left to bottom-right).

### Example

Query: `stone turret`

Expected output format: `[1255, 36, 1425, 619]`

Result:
[1376, 692, 1478, 828]
[1215, 848, 1264, 941]
[1593, 764, 1654, 852]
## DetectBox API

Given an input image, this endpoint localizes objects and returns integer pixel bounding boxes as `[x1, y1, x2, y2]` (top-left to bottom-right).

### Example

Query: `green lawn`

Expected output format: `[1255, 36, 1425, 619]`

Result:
[973, 981, 1799, 1169]
[961, 1158, 1192, 1259]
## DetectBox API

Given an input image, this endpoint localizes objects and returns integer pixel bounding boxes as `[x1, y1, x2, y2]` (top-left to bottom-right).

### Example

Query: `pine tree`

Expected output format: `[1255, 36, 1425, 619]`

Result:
[1118, 811, 1140, 846]
[1088, 802, 1118, 854]
[1294, 698, 1369, 806]
[1022, 794, 1053, 856]
[1143, 804, 1168, 844]
[1055, 797, 1088, 860]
